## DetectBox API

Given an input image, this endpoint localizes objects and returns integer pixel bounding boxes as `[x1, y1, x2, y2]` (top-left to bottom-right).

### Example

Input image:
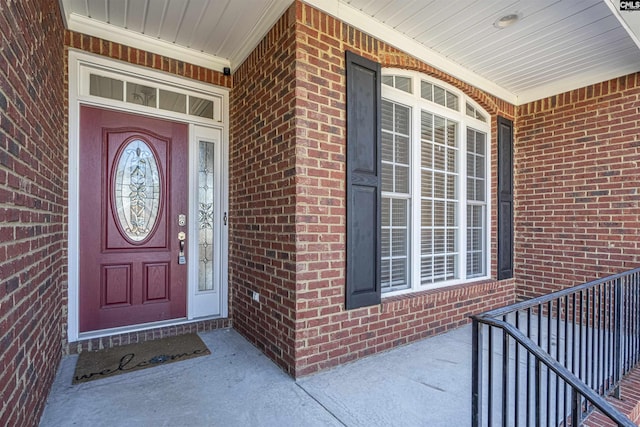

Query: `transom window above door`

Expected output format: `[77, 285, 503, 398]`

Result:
[78, 63, 223, 124]
[381, 70, 491, 295]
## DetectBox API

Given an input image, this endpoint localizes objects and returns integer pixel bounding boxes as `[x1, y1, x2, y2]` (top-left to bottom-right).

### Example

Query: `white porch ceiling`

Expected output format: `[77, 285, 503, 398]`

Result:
[59, 0, 640, 104]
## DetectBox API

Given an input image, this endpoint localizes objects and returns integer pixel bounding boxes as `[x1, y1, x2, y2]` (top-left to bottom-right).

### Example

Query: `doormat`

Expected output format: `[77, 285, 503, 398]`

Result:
[72, 334, 210, 384]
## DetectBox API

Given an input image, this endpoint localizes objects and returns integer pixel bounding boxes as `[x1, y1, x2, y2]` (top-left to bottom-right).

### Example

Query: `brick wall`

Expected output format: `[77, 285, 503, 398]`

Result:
[515, 74, 640, 299]
[230, 7, 299, 375]
[229, 1, 518, 378]
[0, 1, 67, 425]
[65, 31, 232, 89]
[67, 318, 232, 353]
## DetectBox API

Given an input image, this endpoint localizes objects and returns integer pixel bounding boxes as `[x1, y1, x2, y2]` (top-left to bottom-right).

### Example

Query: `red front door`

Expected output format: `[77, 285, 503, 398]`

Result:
[79, 106, 188, 332]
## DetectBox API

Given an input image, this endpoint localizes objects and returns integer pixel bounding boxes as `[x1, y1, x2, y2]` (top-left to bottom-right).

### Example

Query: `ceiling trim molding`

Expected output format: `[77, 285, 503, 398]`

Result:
[604, 0, 640, 49]
[66, 13, 230, 72]
[517, 65, 640, 105]
[228, 0, 295, 71]
[302, 0, 518, 105]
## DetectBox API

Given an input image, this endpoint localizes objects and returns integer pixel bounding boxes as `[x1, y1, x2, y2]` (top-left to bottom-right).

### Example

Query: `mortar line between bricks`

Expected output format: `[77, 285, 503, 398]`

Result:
[295, 382, 349, 427]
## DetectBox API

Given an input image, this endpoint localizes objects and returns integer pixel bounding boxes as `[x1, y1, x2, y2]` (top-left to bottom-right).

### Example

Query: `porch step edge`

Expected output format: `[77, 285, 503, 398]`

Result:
[583, 364, 640, 426]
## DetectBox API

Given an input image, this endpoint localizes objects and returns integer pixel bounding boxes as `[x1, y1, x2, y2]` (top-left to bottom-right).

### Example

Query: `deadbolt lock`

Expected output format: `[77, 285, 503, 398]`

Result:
[178, 214, 186, 227]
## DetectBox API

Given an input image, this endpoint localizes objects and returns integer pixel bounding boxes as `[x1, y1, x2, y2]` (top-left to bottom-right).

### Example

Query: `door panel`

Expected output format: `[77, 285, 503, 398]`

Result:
[102, 264, 131, 306]
[79, 106, 188, 332]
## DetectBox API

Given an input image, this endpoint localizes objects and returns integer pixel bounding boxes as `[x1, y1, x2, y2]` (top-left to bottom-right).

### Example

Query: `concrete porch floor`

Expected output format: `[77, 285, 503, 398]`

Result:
[40, 325, 473, 427]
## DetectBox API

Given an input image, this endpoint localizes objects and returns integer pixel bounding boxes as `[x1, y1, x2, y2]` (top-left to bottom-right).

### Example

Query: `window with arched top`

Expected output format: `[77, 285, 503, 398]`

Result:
[381, 70, 491, 295]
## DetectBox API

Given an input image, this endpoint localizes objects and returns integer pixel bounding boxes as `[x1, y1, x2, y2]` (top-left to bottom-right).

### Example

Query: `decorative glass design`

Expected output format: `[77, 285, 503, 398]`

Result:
[127, 83, 157, 107]
[198, 141, 215, 291]
[114, 139, 161, 242]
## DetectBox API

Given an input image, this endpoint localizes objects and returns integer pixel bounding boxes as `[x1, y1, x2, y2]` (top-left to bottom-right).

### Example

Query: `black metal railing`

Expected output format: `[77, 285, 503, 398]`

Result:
[472, 268, 640, 426]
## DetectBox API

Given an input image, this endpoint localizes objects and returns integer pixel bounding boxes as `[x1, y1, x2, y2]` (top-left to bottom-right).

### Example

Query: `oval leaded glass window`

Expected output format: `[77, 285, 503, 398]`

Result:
[113, 139, 161, 242]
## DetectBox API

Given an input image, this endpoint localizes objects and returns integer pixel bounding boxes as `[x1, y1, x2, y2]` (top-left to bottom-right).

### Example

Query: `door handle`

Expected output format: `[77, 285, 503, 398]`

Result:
[178, 232, 186, 264]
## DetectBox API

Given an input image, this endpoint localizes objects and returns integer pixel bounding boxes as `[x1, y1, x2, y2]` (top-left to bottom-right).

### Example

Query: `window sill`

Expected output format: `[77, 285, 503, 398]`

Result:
[381, 276, 497, 303]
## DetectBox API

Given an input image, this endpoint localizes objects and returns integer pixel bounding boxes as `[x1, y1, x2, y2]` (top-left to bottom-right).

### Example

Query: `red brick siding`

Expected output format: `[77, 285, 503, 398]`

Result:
[0, 1, 66, 425]
[65, 31, 232, 89]
[295, 280, 515, 376]
[515, 74, 640, 299]
[68, 318, 231, 353]
[228, 1, 517, 378]
[63, 33, 236, 359]
[230, 7, 299, 375]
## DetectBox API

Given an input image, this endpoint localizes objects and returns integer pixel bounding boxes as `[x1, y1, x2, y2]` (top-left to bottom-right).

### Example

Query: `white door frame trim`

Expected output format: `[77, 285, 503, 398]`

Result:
[67, 50, 229, 341]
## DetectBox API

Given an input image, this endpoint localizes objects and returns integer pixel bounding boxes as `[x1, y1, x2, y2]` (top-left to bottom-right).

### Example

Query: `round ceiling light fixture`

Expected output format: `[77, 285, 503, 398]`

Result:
[494, 13, 520, 29]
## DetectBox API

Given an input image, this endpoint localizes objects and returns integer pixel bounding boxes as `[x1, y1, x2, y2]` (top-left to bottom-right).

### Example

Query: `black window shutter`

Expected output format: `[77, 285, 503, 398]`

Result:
[345, 50, 381, 310]
[497, 116, 514, 280]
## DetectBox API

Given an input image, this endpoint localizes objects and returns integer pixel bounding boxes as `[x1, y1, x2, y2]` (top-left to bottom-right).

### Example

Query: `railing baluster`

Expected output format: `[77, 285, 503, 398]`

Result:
[628, 274, 640, 364]
[564, 295, 569, 426]
[578, 290, 583, 385]
[632, 275, 635, 366]
[589, 287, 595, 394]
[535, 355, 541, 426]
[597, 283, 602, 394]
[547, 300, 552, 427]
[605, 281, 611, 394]
[610, 282, 612, 392]
[515, 311, 520, 426]
[632, 274, 635, 367]
[471, 268, 640, 427]
[571, 388, 580, 427]
[556, 297, 561, 424]
[572, 292, 577, 379]
[601, 283, 605, 394]
[471, 318, 481, 427]
[628, 277, 632, 371]
[622, 283, 635, 368]
[633, 275, 637, 367]
[527, 307, 532, 427]
[488, 325, 493, 427]
[623, 278, 628, 376]
[537, 301, 542, 427]
[635, 274, 640, 366]
[614, 277, 622, 398]
[622, 278, 633, 376]
[502, 316, 509, 427]
[612, 280, 616, 390]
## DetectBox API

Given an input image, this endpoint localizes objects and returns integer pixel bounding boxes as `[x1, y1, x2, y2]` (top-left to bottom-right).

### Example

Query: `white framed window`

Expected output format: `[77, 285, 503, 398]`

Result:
[79, 62, 223, 124]
[381, 70, 491, 295]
